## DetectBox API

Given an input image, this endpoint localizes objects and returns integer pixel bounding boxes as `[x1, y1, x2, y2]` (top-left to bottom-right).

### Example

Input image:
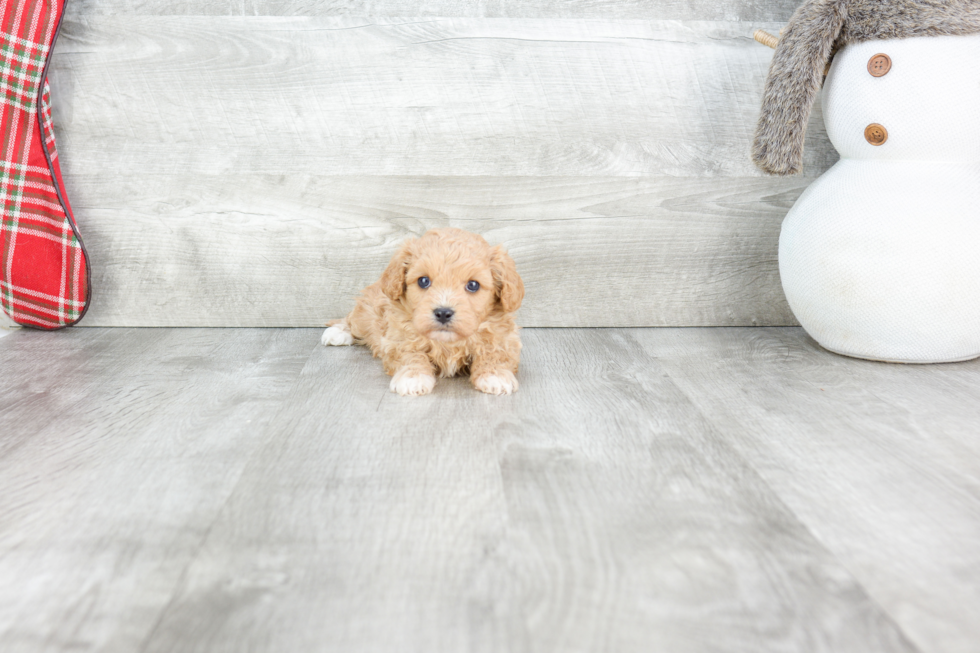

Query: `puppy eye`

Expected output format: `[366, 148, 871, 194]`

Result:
[417, 277, 431, 289]
[466, 280, 480, 293]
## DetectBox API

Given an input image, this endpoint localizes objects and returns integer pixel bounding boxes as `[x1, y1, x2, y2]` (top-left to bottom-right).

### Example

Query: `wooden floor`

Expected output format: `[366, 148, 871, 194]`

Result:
[1, 327, 979, 653]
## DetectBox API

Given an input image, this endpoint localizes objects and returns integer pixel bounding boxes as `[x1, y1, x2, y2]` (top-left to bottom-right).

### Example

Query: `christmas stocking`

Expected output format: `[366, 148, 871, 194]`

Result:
[1, 0, 90, 329]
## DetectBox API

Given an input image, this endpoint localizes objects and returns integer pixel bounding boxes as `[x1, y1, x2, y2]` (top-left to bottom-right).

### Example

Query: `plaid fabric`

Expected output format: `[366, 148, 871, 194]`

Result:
[0, 0, 89, 329]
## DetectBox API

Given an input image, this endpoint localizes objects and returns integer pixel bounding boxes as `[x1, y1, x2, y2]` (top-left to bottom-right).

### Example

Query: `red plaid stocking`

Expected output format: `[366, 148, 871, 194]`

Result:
[1, 0, 90, 329]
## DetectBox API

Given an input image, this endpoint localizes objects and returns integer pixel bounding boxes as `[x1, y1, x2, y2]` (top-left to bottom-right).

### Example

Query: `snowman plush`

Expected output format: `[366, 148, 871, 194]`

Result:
[753, 0, 980, 363]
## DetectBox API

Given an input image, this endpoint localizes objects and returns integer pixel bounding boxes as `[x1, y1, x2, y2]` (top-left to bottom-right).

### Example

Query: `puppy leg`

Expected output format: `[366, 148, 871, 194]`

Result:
[387, 354, 437, 396]
[390, 368, 437, 396]
[321, 319, 354, 346]
[468, 324, 521, 395]
[389, 364, 437, 396]
[472, 369, 518, 395]
[471, 352, 519, 395]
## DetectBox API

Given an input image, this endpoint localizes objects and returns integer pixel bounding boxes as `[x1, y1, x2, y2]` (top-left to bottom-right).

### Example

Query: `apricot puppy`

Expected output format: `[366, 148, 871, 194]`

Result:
[321, 228, 524, 396]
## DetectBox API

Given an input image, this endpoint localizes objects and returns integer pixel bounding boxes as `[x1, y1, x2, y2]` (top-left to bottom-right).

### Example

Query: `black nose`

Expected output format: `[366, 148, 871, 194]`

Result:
[433, 307, 454, 324]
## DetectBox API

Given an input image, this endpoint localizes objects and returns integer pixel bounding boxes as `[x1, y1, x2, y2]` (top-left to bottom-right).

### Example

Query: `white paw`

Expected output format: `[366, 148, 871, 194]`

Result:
[321, 325, 353, 347]
[474, 370, 518, 395]
[390, 369, 437, 396]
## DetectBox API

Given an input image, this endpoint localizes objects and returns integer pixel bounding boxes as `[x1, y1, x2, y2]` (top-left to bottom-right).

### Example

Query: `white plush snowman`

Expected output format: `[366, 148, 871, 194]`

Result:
[753, 0, 980, 363]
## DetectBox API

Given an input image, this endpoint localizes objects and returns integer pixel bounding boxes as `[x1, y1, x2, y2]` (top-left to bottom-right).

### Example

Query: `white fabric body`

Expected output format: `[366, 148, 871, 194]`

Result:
[824, 34, 980, 161]
[780, 34, 980, 363]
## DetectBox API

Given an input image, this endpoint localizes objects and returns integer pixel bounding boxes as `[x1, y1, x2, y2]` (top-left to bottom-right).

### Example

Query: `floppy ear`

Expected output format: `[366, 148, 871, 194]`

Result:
[752, 0, 846, 175]
[380, 240, 414, 301]
[490, 244, 524, 313]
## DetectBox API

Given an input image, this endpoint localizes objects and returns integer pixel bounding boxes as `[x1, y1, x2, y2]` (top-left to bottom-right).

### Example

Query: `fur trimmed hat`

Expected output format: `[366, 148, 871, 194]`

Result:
[752, 0, 980, 176]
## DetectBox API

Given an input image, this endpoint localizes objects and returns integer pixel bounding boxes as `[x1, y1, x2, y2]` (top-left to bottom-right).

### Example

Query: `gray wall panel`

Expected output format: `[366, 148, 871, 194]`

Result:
[46, 3, 825, 327]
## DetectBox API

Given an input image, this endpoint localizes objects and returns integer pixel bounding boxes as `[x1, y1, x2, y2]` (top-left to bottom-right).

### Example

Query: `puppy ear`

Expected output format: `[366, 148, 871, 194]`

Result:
[380, 240, 414, 301]
[490, 244, 524, 313]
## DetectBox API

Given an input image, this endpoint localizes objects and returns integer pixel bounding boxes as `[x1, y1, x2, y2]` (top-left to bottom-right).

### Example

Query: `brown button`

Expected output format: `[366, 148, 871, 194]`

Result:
[865, 123, 888, 145]
[868, 53, 891, 77]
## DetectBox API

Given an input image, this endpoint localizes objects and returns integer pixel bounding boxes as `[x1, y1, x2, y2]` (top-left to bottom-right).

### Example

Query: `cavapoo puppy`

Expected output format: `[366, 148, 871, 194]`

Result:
[321, 228, 524, 396]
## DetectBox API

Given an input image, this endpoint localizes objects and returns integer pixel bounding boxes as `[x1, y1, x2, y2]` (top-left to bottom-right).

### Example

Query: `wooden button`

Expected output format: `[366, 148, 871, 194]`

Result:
[864, 123, 888, 145]
[868, 53, 891, 77]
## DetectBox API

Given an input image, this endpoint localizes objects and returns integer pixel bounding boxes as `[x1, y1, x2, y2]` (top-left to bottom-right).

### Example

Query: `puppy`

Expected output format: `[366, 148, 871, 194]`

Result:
[322, 228, 524, 396]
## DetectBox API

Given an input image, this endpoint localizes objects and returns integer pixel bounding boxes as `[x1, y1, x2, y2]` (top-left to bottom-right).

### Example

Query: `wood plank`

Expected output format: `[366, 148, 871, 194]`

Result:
[45, 13, 837, 327]
[49, 17, 836, 178]
[0, 327, 315, 652]
[643, 328, 980, 653]
[0, 310, 17, 335]
[133, 329, 916, 653]
[65, 174, 804, 327]
[69, 0, 803, 21]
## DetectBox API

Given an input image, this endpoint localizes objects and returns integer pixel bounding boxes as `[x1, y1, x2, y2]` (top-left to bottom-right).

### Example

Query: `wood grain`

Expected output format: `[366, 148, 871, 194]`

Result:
[7, 327, 979, 651]
[645, 328, 980, 653]
[66, 174, 805, 327]
[69, 0, 803, 20]
[50, 17, 834, 178]
[131, 328, 914, 653]
[0, 310, 17, 334]
[0, 327, 313, 653]
[45, 6, 836, 327]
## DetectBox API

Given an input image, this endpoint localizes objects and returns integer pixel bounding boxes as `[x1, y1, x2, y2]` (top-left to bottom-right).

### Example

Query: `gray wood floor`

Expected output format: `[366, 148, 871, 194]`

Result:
[2, 327, 979, 653]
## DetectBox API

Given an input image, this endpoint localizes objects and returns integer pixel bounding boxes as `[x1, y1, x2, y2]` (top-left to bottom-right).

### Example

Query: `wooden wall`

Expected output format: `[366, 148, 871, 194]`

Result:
[50, 0, 833, 327]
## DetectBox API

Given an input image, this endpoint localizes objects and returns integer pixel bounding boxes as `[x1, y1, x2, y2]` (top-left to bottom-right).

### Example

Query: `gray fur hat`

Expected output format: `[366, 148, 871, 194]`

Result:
[752, 0, 980, 176]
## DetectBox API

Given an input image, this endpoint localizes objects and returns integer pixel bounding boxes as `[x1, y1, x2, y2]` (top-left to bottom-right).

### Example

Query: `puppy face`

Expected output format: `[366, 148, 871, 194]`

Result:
[380, 229, 523, 342]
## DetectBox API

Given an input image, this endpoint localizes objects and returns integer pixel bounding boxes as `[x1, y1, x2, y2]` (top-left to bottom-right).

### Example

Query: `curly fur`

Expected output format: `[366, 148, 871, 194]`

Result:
[322, 228, 524, 396]
[753, 0, 980, 176]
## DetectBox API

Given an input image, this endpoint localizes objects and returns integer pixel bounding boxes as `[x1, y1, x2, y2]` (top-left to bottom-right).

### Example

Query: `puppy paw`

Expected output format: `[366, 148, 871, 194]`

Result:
[473, 370, 518, 395]
[390, 369, 437, 396]
[321, 325, 353, 347]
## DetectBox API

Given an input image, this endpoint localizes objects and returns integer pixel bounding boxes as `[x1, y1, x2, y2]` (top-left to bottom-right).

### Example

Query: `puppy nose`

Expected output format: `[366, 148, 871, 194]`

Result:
[433, 307, 455, 324]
